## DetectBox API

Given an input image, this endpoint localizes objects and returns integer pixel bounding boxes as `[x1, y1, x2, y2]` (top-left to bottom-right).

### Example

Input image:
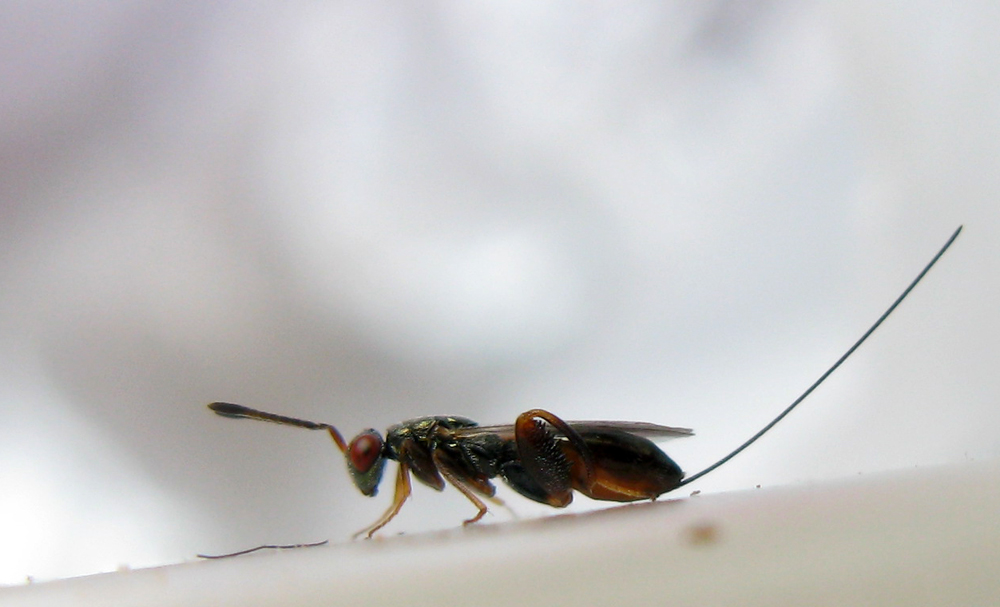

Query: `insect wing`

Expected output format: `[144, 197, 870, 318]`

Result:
[451, 420, 693, 441]
[567, 421, 693, 439]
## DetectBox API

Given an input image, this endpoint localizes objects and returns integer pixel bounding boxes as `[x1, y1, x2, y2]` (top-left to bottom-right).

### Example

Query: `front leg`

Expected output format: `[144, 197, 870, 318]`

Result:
[353, 463, 412, 539]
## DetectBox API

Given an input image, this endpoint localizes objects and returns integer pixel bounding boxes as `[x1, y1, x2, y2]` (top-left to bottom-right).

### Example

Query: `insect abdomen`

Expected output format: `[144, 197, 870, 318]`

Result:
[565, 430, 684, 501]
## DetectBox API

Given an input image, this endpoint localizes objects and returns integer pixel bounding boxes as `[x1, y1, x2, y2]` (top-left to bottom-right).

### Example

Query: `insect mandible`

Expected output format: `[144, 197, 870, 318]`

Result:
[208, 226, 961, 539]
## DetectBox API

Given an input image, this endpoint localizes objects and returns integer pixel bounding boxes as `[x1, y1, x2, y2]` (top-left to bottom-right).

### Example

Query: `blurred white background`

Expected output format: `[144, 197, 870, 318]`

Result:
[0, 2, 996, 585]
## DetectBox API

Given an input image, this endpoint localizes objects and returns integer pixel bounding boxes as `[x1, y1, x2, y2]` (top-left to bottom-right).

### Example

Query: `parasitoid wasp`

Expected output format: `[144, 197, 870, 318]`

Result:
[207, 226, 961, 541]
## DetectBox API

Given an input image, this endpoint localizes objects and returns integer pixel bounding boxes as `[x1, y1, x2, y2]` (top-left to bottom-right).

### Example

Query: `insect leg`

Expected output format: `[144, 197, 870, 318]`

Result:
[513, 409, 596, 507]
[484, 493, 518, 519]
[353, 463, 412, 539]
[431, 449, 493, 526]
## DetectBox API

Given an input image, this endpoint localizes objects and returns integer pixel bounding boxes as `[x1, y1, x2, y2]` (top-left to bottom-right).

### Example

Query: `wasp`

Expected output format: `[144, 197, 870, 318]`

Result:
[208, 226, 961, 540]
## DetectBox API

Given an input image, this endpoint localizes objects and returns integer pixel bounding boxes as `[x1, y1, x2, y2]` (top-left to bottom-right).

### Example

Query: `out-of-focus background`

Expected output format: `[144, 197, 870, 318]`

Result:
[0, 2, 995, 585]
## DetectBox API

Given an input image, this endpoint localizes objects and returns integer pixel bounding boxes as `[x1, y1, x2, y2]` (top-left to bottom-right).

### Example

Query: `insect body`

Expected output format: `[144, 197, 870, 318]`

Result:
[208, 226, 962, 539]
[208, 404, 693, 538]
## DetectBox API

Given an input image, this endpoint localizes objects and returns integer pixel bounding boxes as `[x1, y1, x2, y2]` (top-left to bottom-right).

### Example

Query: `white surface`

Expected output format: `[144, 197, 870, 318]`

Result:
[1, 2, 998, 584]
[4, 462, 1000, 606]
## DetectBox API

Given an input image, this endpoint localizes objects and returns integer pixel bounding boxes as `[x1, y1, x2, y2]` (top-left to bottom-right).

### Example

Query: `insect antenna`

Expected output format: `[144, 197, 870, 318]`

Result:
[208, 402, 348, 453]
[677, 225, 962, 489]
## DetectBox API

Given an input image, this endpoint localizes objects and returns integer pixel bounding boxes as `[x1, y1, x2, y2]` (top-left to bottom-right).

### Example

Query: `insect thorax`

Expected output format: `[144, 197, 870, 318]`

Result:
[383, 416, 479, 458]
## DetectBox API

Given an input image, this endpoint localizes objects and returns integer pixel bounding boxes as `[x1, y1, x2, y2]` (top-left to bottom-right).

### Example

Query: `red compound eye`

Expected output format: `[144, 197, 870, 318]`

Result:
[349, 432, 382, 473]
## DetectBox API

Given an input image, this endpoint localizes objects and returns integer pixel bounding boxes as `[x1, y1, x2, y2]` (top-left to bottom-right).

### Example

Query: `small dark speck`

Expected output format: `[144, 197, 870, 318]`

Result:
[689, 490, 701, 497]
